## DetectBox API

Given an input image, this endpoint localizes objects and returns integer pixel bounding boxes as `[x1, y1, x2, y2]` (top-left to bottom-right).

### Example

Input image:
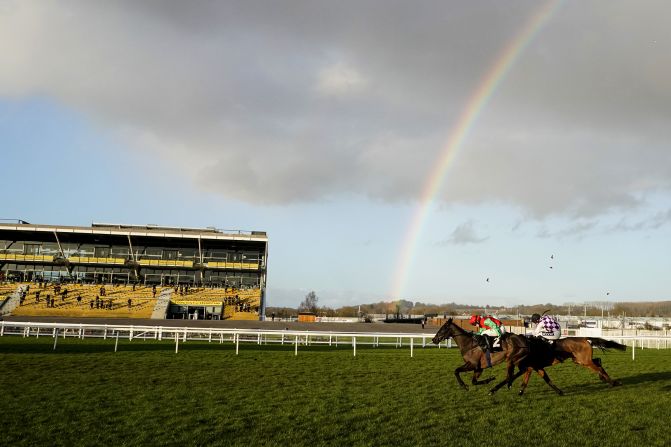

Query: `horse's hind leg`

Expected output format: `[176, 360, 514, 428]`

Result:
[573, 355, 622, 386]
[536, 369, 564, 395]
[586, 359, 622, 386]
[471, 368, 496, 386]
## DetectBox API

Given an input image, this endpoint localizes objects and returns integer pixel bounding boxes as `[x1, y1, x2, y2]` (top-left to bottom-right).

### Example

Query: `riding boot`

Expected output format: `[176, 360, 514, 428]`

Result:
[477, 335, 488, 352]
[484, 336, 492, 353]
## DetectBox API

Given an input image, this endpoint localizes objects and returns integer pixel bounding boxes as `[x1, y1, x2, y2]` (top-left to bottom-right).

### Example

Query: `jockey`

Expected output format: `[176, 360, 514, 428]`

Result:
[469, 314, 505, 350]
[529, 313, 561, 340]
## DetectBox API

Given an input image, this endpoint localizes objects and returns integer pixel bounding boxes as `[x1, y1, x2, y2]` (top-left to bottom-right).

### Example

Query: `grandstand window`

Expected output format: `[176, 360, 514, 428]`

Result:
[61, 243, 79, 257]
[94, 246, 110, 258]
[144, 247, 162, 259]
[110, 246, 129, 257]
[0, 239, 17, 253]
[179, 248, 196, 259]
[23, 243, 41, 255]
[76, 244, 97, 257]
[162, 250, 178, 260]
[41, 242, 60, 256]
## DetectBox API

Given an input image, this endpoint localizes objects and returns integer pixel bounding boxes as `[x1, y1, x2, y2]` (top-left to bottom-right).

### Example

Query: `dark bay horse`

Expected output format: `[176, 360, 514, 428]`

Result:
[489, 333, 627, 396]
[431, 318, 506, 390]
[489, 333, 564, 396]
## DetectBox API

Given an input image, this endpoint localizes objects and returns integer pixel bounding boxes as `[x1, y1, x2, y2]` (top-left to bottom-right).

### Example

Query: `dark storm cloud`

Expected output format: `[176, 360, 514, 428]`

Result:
[1, 0, 670, 217]
[437, 220, 489, 245]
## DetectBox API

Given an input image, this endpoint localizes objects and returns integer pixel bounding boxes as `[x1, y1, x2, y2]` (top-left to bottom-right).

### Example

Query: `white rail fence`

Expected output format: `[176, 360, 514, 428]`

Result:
[0, 321, 669, 359]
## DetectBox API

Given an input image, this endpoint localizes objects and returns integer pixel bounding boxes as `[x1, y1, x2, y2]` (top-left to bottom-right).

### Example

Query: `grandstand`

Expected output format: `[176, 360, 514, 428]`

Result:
[0, 221, 268, 320]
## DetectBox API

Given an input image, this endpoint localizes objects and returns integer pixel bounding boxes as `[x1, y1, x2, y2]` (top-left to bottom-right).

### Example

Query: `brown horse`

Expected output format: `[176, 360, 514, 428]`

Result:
[489, 333, 565, 395]
[431, 318, 506, 390]
[489, 333, 626, 396]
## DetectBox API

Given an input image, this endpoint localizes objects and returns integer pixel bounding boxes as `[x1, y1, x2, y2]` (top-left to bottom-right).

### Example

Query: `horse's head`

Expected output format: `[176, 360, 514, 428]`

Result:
[432, 318, 455, 344]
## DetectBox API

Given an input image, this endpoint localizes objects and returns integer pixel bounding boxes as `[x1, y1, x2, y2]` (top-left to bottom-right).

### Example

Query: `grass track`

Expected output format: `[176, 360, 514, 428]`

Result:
[1, 337, 670, 446]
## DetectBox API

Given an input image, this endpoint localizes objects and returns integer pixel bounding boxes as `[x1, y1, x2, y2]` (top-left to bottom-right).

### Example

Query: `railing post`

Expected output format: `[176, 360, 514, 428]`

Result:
[410, 337, 414, 358]
[235, 333, 239, 355]
[295, 335, 298, 356]
[175, 331, 179, 353]
[53, 329, 58, 351]
[115, 331, 119, 352]
[353, 336, 356, 357]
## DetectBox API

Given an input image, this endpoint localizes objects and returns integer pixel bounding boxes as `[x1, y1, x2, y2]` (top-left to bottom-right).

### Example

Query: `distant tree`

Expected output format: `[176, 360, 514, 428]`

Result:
[299, 291, 319, 314]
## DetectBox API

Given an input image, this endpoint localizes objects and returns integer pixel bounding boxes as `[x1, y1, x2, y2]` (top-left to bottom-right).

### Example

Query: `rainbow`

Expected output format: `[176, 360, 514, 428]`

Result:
[390, 0, 562, 299]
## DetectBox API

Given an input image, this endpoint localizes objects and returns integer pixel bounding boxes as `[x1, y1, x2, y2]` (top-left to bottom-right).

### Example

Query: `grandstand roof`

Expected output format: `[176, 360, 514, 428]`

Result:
[0, 222, 267, 242]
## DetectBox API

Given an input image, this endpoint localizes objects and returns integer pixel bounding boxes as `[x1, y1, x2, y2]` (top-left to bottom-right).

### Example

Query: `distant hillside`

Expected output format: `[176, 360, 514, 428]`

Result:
[267, 299, 671, 318]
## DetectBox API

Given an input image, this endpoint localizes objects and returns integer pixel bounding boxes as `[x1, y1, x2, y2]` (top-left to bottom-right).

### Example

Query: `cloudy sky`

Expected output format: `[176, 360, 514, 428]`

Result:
[1, 0, 670, 308]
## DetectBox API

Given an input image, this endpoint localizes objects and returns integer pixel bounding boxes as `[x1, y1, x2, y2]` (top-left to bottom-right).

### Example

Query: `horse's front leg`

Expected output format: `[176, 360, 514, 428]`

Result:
[505, 360, 517, 389]
[518, 368, 533, 396]
[536, 368, 564, 395]
[454, 363, 472, 390]
[489, 368, 525, 395]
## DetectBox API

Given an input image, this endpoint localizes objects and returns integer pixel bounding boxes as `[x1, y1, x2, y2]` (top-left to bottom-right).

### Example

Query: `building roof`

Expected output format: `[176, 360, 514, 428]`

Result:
[0, 222, 267, 242]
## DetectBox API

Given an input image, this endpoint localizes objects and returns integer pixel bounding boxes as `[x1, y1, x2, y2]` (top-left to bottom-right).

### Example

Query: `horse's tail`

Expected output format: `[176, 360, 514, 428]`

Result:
[587, 338, 627, 352]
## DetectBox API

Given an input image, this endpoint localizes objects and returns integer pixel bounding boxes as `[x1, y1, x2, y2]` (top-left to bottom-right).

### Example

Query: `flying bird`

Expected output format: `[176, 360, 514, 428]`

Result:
[486, 277, 490, 283]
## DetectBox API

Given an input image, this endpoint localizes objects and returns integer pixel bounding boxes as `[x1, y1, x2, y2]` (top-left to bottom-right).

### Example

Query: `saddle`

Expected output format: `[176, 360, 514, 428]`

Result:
[474, 334, 501, 353]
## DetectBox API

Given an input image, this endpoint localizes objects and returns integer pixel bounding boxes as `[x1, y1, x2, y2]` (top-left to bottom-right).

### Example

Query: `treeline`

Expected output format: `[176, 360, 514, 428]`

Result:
[267, 298, 671, 319]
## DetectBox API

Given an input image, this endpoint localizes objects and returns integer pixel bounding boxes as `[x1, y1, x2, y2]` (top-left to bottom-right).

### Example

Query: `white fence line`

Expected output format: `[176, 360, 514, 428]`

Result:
[1, 321, 669, 359]
[0, 320, 456, 357]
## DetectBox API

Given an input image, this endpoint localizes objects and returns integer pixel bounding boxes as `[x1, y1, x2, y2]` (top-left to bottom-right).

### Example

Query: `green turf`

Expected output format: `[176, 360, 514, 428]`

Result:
[1, 336, 670, 446]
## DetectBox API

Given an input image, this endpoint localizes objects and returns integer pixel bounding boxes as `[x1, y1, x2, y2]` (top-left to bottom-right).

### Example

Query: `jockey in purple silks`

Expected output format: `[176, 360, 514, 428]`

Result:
[530, 313, 561, 340]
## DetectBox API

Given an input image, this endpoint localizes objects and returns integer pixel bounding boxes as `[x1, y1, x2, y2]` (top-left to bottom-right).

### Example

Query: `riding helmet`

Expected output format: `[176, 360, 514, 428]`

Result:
[531, 313, 541, 323]
[469, 315, 479, 326]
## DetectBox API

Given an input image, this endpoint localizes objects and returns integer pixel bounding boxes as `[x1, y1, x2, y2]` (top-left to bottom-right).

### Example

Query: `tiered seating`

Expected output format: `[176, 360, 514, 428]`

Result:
[171, 287, 261, 320]
[0, 282, 21, 297]
[10, 284, 168, 319]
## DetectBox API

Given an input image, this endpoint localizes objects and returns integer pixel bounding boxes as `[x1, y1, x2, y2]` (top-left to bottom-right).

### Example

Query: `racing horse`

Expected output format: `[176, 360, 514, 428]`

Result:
[431, 318, 506, 390]
[489, 333, 627, 396]
[489, 333, 565, 396]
